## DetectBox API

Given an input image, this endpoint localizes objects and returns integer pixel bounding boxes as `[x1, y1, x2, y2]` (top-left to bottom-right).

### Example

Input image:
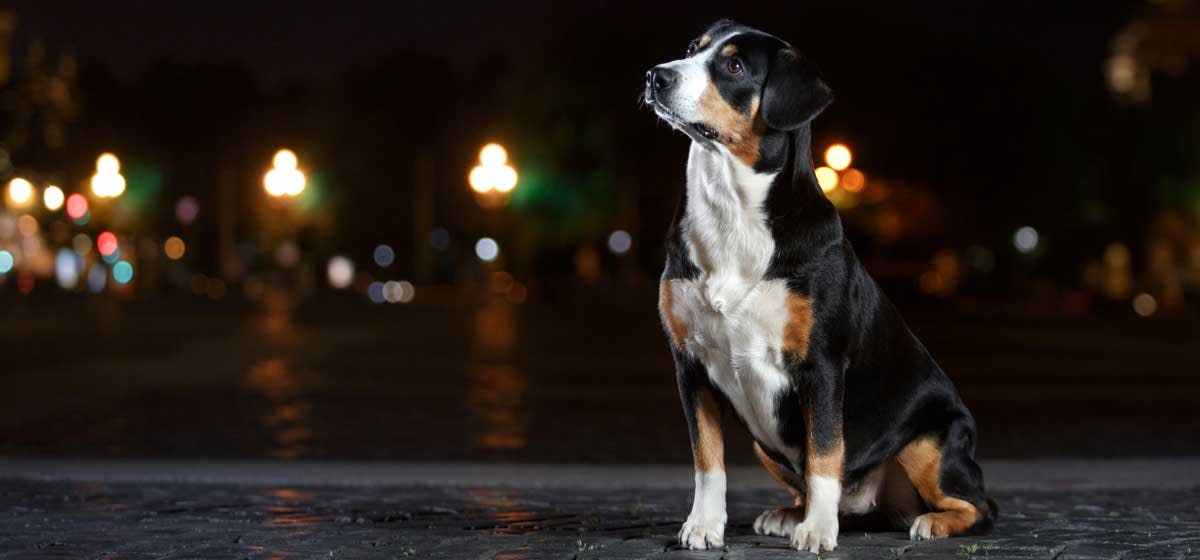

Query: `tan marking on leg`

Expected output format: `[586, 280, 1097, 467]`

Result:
[754, 442, 805, 503]
[804, 409, 845, 479]
[659, 279, 687, 350]
[897, 437, 980, 537]
[782, 293, 814, 358]
[721, 44, 738, 57]
[697, 83, 762, 167]
[697, 35, 712, 49]
[692, 391, 724, 473]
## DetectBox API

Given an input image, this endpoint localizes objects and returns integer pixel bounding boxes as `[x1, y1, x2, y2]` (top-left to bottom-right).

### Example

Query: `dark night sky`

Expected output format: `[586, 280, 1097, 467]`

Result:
[7, 1, 1135, 82]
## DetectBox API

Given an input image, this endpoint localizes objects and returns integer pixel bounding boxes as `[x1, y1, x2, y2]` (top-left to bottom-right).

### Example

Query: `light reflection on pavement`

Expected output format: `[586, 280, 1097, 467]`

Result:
[1, 296, 1199, 462]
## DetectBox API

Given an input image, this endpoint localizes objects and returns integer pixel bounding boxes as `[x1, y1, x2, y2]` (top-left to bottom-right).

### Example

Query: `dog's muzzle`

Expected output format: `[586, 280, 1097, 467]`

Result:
[645, 66, 719, 141]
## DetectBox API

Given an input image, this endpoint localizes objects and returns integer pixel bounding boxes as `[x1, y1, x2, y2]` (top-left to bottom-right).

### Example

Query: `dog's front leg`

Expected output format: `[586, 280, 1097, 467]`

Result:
[674, 352, 726, 550]
[791, 363, 845, 553]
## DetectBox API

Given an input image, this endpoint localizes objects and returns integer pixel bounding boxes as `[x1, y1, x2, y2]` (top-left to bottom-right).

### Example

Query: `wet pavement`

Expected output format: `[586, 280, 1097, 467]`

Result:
[2, 294, 1199, 558]
[2, 292, 1200, 463]
[2, 476, 1199, 559]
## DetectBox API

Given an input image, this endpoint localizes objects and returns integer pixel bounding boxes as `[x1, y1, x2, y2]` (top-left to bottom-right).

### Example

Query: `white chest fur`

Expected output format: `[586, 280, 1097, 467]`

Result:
[667, 144, 800, 459]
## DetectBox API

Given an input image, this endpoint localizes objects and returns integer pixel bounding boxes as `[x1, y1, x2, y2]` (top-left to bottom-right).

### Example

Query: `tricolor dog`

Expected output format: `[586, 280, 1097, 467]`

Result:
[644, 20, 996, 552]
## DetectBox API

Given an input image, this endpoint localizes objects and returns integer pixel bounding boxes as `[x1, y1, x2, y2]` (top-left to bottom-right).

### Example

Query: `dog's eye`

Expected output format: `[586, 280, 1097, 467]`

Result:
[686, 40, 699, 57]
[725, 57, 744, 75]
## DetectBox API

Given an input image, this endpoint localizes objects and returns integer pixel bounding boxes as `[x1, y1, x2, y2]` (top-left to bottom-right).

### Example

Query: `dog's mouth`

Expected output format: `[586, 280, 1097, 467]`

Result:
[647, 95, 720, 142]
[691, 123, 719, 140]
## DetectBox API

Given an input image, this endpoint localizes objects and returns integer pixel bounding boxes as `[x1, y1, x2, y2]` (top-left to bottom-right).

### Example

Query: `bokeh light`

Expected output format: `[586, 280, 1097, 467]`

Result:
[87, 264, 107, 293]
[164, 236, 186, 260]
[607, 230, 632, 255]
[475, 237, 500, 262]
[97, 153, 120, 174]
[815, 166, 839, 192]
[7, 177, 33, 207]
[383, 281, 402, 303]
[493, 166, 518, 193]
[17, 215, 38, 237]
[273, 149, 298, 170]
[175, 196, 199, 225]
[468, 166, 490, 193]
[840, 169, 865, 193]
[824, 144, 852, 171]
[43, 185, 65, 211]
[373, 244, 395, 267]
[73, 233, 92, 256]
[383, 280, 415, 303]
[97, 231, 119, 257]
[1132, 293, 1157, 317]
[0, 250, 13, 274]
[1013, 226, 1039, 254]
[112, 260, 134, 285]
[66, 193, 89, 219]
[396, 280, 415, 303]
[469, 143, 518, 195]
[367, 281, 386, 304]
[480, 144, 508, 167]
[55, 248, 80, 289]
[265, 149, 305, 197]
[327, 255, 355, 289]
[91, 153, 126, 198]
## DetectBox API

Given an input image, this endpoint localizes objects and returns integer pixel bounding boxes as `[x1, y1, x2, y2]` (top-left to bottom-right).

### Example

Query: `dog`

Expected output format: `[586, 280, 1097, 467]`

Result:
[644, 20, 996, 552]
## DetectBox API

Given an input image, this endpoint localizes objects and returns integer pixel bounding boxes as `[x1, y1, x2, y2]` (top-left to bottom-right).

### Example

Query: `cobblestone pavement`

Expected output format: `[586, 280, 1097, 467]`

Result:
[2, 480, 1198, 559]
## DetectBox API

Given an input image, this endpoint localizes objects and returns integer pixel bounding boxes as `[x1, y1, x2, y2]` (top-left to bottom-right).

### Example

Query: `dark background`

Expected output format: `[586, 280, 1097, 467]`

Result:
[1, 1, 1197, 464]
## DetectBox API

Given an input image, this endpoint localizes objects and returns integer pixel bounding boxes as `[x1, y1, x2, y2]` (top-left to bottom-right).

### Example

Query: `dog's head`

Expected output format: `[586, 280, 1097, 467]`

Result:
[644, 20, 832, 168]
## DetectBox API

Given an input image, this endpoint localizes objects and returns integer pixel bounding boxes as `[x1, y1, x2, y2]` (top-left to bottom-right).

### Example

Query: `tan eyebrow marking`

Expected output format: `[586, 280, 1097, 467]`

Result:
[697, 35, 712, 49]
[721, 44, 738, 57]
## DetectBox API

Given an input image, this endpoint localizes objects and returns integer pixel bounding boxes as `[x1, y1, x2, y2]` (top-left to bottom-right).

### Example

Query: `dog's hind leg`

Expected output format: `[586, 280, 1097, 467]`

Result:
[896, 418, 997, 540]
[751, 442, 807, 537]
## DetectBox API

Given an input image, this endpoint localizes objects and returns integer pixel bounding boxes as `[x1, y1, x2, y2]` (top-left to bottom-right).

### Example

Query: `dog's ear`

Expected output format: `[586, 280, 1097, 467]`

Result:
[761, 48, 833, 131]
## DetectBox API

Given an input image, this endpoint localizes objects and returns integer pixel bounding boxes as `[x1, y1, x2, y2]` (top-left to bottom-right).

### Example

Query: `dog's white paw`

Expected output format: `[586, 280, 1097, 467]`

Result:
[678, 513, 725, 550]
[753, 507, 805, 537]
[909, 513, 947, 541]
[790, 514, 838, 553]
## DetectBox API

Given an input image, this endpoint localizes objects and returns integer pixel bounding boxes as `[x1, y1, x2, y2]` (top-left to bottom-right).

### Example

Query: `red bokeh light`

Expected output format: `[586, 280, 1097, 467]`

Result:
[66, 194, 89, 219]
[97, 231, 119, 256]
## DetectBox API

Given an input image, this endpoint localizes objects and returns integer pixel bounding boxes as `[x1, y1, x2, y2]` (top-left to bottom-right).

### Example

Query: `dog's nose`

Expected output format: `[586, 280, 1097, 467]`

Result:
[648, 67, 679, 92]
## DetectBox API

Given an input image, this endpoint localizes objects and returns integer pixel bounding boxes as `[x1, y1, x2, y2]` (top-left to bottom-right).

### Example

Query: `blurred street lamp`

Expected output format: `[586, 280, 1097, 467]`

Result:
[6, 177, 34, 207]
[65, 193, 89, 220]
[327, 255, 355, 289]
[43, 185, 64, 210]
[824, 143, 852, 171]
[469, 143, 518, 206]
[90, 153, 126, 198]
[475, 237, 500, 262]
[608, 230, 632, 255]
[840, 169, 866, 193]
[1013, 226, 1039, 254]
[815, 166, 839, 192]
[264, 149, 306, 197]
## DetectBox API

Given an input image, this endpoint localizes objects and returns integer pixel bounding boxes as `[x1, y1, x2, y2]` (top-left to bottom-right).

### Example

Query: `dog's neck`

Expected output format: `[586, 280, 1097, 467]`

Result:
[680, 125, 843, 289]
[762, 126, 844, 265]
[775, 126, 832, 206]
[681, 140, 779, 313]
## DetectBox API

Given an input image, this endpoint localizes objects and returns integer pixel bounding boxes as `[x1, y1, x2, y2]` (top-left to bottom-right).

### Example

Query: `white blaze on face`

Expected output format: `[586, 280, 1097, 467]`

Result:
[653, 33, 731, 124]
